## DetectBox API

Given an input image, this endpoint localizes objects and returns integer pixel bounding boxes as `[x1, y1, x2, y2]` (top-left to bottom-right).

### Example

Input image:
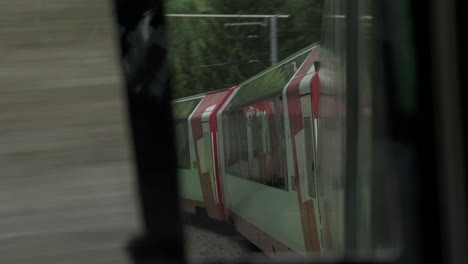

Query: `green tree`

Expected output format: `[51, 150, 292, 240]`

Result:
[166, 0, 324, 98]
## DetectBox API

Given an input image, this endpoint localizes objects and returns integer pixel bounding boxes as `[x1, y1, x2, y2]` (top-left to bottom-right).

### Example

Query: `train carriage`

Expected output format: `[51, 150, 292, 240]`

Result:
[172, 88, 235, 220]
[282, 45, 325, 254]
[216, 43, 322, 256]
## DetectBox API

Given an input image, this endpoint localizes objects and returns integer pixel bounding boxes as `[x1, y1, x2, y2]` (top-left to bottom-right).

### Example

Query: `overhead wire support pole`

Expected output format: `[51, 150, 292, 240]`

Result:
[270, 16, 278, 66]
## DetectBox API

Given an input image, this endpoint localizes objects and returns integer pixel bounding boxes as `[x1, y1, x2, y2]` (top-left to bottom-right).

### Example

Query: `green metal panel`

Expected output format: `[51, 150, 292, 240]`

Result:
[178, 168, 204, 201]
[225, 174, 307, 256]
[216, 45, 322, 256]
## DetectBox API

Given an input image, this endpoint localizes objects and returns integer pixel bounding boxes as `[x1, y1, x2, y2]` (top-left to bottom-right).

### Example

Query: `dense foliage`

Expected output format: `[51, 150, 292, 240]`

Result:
[166, 0, 324, 98]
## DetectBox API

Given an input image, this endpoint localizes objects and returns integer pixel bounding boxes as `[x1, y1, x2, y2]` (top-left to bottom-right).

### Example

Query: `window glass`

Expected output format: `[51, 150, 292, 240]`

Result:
[203, 131, 213, 170]
[174, 119, 191, 169]
[172, 99, 202, 169]
[223, 98, 287, 190]
[224, 108, 249, 178]
[304, 116, 317, 198]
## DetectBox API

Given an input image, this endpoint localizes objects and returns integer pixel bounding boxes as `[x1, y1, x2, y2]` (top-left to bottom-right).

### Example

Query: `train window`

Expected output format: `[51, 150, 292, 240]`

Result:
[172, 99, 202, 169]
[258, 114, 267, 153]
[304, 116, 317, 198]
[223, 98, 288, 190]
[203, 131, 213, 170]
[248, 111, 261, 182]
[224, 109, 249, 178]
[174, 119, 191, 169]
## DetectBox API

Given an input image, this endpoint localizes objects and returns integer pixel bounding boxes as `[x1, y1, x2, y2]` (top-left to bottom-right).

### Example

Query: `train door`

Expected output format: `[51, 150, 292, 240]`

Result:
[173, 98, 204, 204]
[298, 71, 324, 254]
[198, 105, 218, 203]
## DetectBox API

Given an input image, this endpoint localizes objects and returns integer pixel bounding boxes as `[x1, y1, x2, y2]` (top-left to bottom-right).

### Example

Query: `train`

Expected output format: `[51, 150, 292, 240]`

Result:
[131, 0, 467, 261]
[172, 43, 326, 256]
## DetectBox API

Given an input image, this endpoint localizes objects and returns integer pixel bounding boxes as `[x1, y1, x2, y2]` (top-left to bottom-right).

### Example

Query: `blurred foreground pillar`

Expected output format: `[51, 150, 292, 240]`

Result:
[113, 0, 185, 262]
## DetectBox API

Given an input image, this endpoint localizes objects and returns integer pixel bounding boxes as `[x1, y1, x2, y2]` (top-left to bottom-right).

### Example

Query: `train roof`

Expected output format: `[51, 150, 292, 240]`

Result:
[228, 42, 318, 109]
[172, 88, 234, 120]
[171, 88, 232, 104]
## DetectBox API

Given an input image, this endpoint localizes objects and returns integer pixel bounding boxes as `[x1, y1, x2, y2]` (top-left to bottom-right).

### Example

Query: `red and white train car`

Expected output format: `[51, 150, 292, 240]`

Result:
[172, 87, 235, 220]
[173, 43, 324, 257]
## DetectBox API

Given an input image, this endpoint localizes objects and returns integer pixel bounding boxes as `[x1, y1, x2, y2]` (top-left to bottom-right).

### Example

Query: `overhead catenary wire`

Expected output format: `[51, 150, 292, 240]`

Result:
[199, 58, 269, 68]
[166, 14, 290, 18]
